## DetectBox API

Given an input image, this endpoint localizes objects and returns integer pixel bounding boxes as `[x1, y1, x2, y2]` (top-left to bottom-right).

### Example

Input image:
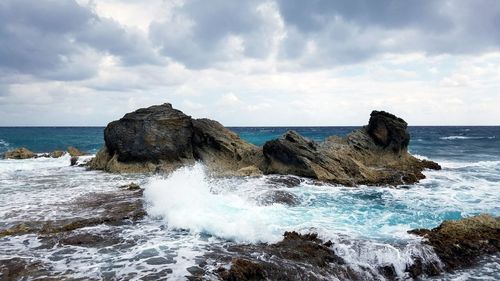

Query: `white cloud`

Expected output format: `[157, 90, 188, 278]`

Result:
[0, 0, 500, 126]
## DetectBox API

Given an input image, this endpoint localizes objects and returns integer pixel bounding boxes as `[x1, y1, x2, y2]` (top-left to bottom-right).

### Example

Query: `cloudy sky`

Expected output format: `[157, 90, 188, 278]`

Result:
[1, 0, 499, 126]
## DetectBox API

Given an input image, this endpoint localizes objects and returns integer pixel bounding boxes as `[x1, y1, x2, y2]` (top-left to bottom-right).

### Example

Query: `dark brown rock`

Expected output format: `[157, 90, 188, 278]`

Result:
[89, 103, 439, 186]
[209, 232, 361, 281]
[258, 190, 300, 206]
[67, 146, 86, 157]
[119, 182, 141, 191]
[104, 103, 194, 162]
[263, 131, 319, 178]
[367, 110, 410, 153]
[50, 150, 65, 158]
[70, 156, 78, 166]
[409, 214, 500, 270]
[4, 147, 36, 159]
[220, 259, 266, 281]
[0, 189, 145, 238]
[0, 258, 45, 280]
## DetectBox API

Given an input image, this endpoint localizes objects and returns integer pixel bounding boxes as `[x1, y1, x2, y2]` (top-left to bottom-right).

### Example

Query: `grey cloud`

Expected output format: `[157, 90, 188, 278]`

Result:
[276, 0, 500, 66]
[149, 0, 276, 68]
[151, 0, 500, 68]
[0, 0, 160, 81]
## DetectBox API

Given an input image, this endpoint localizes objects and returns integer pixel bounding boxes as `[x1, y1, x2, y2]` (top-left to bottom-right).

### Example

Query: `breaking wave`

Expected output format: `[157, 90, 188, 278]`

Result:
[440, 135, 495, 140]
[144, 163, 286, 243]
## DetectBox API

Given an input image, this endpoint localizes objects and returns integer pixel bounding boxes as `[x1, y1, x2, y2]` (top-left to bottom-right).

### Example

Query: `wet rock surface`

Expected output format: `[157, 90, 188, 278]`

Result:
[89, 103, 439, 186]
[208, 232, 357, 281]
[0, 189, 145, 239]
[409, 214, 500, 271]
[257, 190, 300, 206]
[67, 146, 87, 157]
[3, 147, 36, 159]
[0, 188, 147, 279]
[203, 232, 446, 281]
[49, 150, 65, 158]
[0, 258, 47, 280]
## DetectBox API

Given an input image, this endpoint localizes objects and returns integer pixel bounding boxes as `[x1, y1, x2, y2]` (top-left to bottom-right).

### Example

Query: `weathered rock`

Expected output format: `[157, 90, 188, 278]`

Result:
[50, 150, 65, 158]
[90, 103, 262, 175]
[104, 103, 194, 162]
[409, 214, 500, 271]
[0, 258, 45, 280]
[262, 112, 441, 185]
[89, 103, 439, 186]
[67, 146, 86, 157]
[0, 189, 145, 238]
[258, 190, 300, 206]
[192, 118, 261, 174]
[119, 182, 141, 191]
[208, 232, 367, 281]
[4, 147, 36, 159]
[367, 110, 410, 152]
[266, 176, 302, 188]
[70, 156, 78, 166]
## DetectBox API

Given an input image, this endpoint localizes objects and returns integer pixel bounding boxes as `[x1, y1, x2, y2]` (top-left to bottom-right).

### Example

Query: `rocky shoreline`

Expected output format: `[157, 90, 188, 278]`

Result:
[88, 103, 441, 186]
[1, 103, 498, 280]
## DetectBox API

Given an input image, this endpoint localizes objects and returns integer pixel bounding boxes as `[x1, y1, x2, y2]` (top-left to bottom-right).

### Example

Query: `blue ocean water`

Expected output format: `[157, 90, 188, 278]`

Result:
[0, 126, 499, 279]
[1, 126, 499, 162]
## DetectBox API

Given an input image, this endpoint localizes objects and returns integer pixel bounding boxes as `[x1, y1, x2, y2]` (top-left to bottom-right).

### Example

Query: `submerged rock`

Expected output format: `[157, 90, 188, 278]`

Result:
[119, 182, 141, 191]
[67, 146, 86, 157]
[4, 147, 36, 159]
[257, 190, 300, 206]
[50, 150, 65, 158]
[0, 189, 145, 239]
[89, 103, 440, 186]
[70, 156, 78, 166]
[0, 258, 46, 280]
[212, 232, 354, 281]
[409, 214, 500, 271]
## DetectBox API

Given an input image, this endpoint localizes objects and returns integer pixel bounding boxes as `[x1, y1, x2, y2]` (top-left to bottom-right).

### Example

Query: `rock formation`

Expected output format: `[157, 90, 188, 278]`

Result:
[67, 146, 86, 157]
[4, 147, 36, 159]
[409, 214, 499, 271]
[89, 103, 440, 185]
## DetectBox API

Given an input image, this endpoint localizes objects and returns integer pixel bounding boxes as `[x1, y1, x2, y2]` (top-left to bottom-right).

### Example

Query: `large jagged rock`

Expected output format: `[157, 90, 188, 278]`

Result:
[367, 110, 410, 152]
[104, 104, 194, 162]
[89, 103, 439, 185]
[409, 214, 500, 271]
[262, 111, 440, 185]
[4, 147, 37, 159]
[89, 103, 262, 175]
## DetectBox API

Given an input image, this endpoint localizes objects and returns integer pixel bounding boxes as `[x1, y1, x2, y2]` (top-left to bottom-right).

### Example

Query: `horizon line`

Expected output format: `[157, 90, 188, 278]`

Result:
[1, 125, 500, 128]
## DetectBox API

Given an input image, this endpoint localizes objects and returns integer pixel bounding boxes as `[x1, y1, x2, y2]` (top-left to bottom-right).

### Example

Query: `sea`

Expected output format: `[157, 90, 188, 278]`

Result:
[0, 126, 499, 280]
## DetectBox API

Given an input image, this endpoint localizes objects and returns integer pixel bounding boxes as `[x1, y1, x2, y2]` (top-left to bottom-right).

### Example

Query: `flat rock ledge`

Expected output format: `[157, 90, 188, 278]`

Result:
[409, 214, 500, 272]
[88, 103, 440, 186]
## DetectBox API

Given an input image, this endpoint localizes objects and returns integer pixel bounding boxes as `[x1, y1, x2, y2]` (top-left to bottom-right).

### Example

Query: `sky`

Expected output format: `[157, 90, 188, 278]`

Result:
[0, 0, 500, 126]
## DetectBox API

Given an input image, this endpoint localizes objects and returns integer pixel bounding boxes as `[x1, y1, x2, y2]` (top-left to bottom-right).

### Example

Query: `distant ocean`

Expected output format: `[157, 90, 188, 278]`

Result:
[1, 126, 499, 280]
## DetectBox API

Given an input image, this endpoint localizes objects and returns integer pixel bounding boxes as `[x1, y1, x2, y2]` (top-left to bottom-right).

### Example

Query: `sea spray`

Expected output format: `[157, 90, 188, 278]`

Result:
[144, 163, 286, 243]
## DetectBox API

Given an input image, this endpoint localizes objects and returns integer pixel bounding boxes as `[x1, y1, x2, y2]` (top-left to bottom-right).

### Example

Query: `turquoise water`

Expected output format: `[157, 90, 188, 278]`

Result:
[0, 126, 499, 279]
[2, 126, 499, 160]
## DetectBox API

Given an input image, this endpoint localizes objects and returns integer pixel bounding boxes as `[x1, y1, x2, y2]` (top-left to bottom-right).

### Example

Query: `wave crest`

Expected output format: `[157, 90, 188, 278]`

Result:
[144, 163, 285, 243]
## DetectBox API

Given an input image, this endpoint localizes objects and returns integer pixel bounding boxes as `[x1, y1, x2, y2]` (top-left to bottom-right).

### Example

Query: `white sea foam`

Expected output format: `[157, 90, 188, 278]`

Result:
[438, 160, 500, 169]
[0, 139, 9, 147]
[412, 153, 430, 160]
[144, 163, 286, 243]
[440, 135, 495, 140]
[2, 149, 499, 279]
